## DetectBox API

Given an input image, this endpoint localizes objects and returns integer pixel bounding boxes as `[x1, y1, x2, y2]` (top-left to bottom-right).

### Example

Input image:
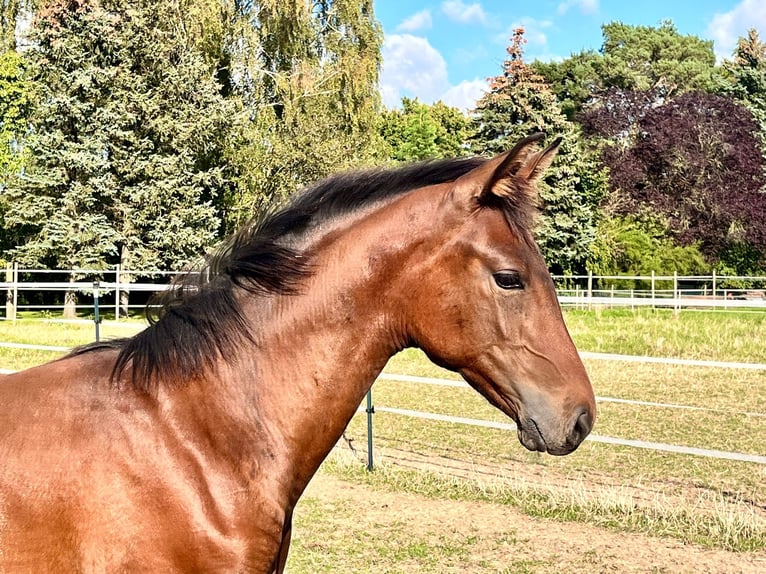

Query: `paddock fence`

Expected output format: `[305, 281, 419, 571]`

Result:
[2, 266, 766, 320]
[2, 340, 765, 467]
[2, 269, 765, 471]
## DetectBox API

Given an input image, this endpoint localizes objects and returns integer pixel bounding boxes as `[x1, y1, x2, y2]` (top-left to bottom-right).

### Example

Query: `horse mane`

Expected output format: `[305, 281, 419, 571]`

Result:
[72, 156, 503, 392]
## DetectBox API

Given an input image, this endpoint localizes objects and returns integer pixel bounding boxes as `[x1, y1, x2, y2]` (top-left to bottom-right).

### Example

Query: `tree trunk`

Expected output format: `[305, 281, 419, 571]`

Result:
[63, 275, 77, 319]
[119, 288, 130, 319]
[119, 246, 131, 318]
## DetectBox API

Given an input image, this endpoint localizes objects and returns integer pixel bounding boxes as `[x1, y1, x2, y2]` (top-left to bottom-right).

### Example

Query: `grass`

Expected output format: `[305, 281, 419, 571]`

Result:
[2, 308, 766, 555]
[0, 317, 143, 370]
[562, 307, 766, 363]
[321, 453, 766, 553]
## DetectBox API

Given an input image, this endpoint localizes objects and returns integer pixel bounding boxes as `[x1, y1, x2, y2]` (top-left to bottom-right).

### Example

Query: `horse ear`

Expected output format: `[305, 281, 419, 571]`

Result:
[457, 134, 562, 203]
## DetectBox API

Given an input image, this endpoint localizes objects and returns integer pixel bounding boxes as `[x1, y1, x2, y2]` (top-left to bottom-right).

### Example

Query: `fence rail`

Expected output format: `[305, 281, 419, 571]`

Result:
[3, 268, 766, 319]
[3, 341, 765, 465]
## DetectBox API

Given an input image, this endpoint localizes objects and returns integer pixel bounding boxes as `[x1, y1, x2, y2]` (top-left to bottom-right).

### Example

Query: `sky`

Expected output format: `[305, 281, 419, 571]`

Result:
[375, 0, 766, 111]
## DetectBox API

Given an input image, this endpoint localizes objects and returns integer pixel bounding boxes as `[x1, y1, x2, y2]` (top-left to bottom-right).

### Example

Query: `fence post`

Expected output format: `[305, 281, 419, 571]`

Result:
[712, 270, 717, 301]
[115, 264, 121, 320]
[673, 271, 679, 316]
[587, 270, 593, 311]
[11, 263, 18, 322]
[93, 281, 101, 342]
[366, 389, 375, 471]
[651, 271, 656, 311]
[4, 263, 15, 321]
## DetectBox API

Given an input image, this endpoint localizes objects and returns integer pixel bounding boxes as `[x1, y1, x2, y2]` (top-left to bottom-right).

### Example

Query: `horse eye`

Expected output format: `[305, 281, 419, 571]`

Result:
[493, 271, 523, 290]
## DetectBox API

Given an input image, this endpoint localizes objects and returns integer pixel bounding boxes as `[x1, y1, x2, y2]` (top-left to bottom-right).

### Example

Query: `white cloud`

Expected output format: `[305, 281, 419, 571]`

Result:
[380, 34, 450, 108]
[440, 79, 488, 111]
[380, 34, 486, 111]
[397, 9, 432, 32]
[707, 0, 766, 61]
[557, 0, 599, 16]
[441, 1, 488, 25]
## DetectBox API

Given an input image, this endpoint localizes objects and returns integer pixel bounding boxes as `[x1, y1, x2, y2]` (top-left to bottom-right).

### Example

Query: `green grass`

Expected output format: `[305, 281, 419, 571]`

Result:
[3, 308, 766, 555]
[562, 308, 766, 363]
[0, 318, 144, 370]
[320, 454, 766, 553]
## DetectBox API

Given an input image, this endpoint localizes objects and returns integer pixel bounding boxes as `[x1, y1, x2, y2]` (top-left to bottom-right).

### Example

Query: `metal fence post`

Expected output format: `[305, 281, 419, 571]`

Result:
[11, 262, 18, 322]
[366, 389, 375, 471]
[115, 264, 121, 320]
[4, 263, 14, 321]
[93, 281, 101, 342]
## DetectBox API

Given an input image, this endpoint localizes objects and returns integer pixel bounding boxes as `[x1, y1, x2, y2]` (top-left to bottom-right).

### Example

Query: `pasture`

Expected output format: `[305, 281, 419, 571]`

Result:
[1, 308, 765, 571]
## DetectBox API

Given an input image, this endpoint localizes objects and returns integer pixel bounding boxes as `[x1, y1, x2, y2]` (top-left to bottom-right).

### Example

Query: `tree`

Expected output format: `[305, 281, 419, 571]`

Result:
[532, 50, 604, 121]
[535, 21, 720, 121]
[223, 0, 384, 228]
[591, 215, 710, 288]
[600, 21, 717, 95]
[471, 28, 608, 274]
[717, 29, 766, 139]
[582, 89, 766, 272]
[0, 48, 33, 255]
[380, 97, 469, 162]
[2, 0, 234, 315]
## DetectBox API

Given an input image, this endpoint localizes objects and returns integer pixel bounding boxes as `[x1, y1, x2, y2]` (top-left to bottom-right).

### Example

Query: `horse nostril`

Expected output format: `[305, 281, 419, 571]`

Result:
[569, 408, 592, 445]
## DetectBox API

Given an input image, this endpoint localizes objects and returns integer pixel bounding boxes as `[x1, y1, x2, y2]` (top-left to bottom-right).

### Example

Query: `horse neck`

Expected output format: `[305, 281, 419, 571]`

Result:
[236, 187, 447, 497]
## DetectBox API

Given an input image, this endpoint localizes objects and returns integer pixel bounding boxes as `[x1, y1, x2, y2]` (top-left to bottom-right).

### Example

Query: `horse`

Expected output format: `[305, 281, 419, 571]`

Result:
[0, 133, 596, 573]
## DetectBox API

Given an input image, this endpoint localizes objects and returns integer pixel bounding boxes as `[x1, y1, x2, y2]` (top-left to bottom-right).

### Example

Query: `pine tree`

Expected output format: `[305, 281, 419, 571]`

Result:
[471, 29, 608, 274]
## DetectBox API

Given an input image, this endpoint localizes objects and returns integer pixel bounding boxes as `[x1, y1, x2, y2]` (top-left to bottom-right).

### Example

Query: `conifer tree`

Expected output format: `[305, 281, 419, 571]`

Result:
[471, 29, 608, 274]
[3, 0, 234, 313]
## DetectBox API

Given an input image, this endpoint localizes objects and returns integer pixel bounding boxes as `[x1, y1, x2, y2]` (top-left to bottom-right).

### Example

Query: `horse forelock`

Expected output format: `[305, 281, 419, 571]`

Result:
[100, 155, 542, 392]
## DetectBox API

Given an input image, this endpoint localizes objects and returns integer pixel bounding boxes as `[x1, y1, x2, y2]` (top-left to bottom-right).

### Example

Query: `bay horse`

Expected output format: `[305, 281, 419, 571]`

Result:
[0, 134, 595, 572]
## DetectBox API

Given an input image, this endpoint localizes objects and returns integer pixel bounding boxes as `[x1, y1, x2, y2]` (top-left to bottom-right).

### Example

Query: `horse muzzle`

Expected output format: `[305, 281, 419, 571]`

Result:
[517, 407, 593, 456]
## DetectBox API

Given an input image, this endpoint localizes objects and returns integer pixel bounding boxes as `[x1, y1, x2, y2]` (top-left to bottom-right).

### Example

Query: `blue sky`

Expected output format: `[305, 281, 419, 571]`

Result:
[375, 0, 766, 110]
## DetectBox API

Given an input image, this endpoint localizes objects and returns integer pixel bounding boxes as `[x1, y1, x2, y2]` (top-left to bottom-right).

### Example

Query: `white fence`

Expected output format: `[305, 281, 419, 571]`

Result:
[2, 341, 765, 465]
[2, 268, 766, 319]
[0, 265, 194, 319]
[553, 271, 766, 311]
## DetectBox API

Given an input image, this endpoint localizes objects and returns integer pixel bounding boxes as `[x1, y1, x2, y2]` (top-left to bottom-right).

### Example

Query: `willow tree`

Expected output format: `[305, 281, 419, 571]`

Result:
[471, 29, 608, 274]
[224, 0, 384, 228]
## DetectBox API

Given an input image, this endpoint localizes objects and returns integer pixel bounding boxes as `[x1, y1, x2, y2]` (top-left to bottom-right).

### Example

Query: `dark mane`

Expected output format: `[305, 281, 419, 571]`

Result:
[89, 156, 490, 392]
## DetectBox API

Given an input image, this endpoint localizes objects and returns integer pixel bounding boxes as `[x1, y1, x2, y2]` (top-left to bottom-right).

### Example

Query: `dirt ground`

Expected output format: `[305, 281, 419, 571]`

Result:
[297, 451, 766, 574]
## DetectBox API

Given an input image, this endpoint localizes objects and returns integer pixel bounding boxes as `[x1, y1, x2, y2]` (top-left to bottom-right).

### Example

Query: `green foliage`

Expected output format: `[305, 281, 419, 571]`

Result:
[600, 21, 718, 94]
[716, 241, 766, 279]
[532, 50, 604, 121]
[1, 0, 22, 51]
[536, 21, 720, 120]
[471, 29, 608, 274]
[221, 0, 384, 229]
[3, 0, 233, 272]
[0, 49, 32, 256]
[717, 29, 766, 148]
[591, 216, 710, 288]
[380, 98, 469, 161]
[0, 48, 32, 192]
